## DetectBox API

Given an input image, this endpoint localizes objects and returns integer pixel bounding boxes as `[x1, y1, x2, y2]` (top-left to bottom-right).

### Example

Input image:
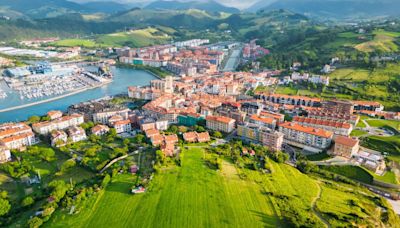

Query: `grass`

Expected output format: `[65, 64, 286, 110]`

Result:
[366, 119, 400, 132]
[355, 29, 400, 53]
[319, 165, 374, 184]
[362, 136, 400, 162]
[307, 152, 331, 161]
[274, 86, 298, 95]
[48, 148, 279, 227]
[52, 39, 104, 48]
[350, 130, 368, 137]
[96, 27, 171, 48]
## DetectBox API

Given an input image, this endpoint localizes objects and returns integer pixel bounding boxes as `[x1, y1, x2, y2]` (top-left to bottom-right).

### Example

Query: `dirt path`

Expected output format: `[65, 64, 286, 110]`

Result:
[311, 183, 330, 228]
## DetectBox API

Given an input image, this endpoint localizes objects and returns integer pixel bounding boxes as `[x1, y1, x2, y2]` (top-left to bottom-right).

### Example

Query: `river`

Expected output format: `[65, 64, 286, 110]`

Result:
[0, 67, 157, 123]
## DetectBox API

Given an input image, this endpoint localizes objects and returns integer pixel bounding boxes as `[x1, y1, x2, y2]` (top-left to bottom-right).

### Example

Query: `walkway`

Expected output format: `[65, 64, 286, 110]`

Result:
[311, 183, 330, 228]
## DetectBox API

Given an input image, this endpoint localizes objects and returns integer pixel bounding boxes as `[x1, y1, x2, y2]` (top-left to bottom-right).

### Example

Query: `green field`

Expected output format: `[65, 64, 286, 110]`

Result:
[319, 165, 374, 184]
[48, 148, 279, 227]
[35, 147, 400, 227]
[350, 130, 368, 137]
[355, 29, 400, 53]
[53, 27, 171, 48]
[366, 119, 400, 132]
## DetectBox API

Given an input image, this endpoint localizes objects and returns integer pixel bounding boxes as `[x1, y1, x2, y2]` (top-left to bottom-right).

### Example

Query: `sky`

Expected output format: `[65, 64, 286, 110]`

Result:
[71, 0, 262, 9]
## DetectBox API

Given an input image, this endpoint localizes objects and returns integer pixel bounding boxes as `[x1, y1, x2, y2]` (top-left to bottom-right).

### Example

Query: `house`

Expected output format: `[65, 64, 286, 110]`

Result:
[293, 116, 353, 136]
[108, 115, 124, 126]
[249, 114, 277, 130]
[91, 125, 110, 136]
[164, 134, 179, 145]
[206, 115, 236, 133]
[237, 123, 284, 152]
[92, 108, 130, 124]
[113, 120, 132, 134]
[0, 146, 11, 163]
[183, 132, 197, 143]
[332, 136, 360, 159]
[150, 134, 164, 146]
[145, 129, 160, 138]
[50, 130, 68, 147]
[196, 132, 211, 143]
[47, 110, 63, 120]
[67, 126, 87, 143]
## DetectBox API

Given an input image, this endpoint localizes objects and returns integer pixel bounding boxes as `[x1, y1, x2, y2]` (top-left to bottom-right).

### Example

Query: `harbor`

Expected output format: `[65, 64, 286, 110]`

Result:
[0, 67, 157, 122]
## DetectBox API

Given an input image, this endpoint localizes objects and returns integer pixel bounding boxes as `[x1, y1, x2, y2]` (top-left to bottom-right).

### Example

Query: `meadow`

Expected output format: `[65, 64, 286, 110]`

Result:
[46, 147, 399, 227]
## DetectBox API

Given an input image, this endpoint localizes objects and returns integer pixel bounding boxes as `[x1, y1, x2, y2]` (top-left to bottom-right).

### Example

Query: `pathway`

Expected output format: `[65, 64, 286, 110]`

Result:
[311, 183, 330, 228]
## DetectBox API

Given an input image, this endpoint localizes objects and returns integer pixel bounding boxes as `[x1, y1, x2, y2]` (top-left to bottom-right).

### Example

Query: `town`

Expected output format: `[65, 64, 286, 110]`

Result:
[0, 1, 400, 227]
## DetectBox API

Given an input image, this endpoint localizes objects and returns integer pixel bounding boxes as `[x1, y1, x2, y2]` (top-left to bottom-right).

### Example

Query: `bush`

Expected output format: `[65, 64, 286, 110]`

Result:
[27, 217, 43, 228]
[0, 198, 10, 216]
[101, 174, 111, 189]
[60, 159, 76, 173]
[21, 196, 34, 207]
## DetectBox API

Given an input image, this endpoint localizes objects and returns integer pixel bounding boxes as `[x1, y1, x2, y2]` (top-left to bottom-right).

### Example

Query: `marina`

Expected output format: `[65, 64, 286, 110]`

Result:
[0, 67, 157, 122]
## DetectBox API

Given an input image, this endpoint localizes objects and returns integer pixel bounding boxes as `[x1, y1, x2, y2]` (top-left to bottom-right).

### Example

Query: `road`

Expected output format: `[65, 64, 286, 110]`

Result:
[223, 48, 242, 72]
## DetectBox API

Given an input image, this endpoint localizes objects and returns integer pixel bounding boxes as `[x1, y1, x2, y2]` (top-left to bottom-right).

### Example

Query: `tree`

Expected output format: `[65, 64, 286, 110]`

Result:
[60, 159, 76, 173]
[21, 196, 34, 207]
[84, 147, 97, 157]
[168, 125, 178, 134]
[195, 125, 206, 132]
[178, 126, 188, 133]
[27, 116, 40, 124]
[39, 148, 55, 162]
[123, 138, 130, 147]
[27, 217, 43, 228]
[133, 134, 145, 144]
[213, 131, 223, 138]
[156, 150, 165, 164]
[0, 198, 11, 216]
[109, 128, 117, 137]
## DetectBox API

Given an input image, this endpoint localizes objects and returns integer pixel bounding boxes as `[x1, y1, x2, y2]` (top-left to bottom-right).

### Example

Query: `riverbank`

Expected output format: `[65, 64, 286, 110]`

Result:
[0, 80, 111, 113]
[116, 63, 169, 79]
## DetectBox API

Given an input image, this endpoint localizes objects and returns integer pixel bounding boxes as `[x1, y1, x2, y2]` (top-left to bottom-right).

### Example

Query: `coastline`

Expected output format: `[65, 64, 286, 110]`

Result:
[0, 81, 112, 113]
[116, 63, 167, 79]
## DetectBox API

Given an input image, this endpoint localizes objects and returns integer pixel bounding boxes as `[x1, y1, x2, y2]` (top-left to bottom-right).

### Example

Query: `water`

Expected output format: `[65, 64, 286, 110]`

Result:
[0, 67, 156, 123]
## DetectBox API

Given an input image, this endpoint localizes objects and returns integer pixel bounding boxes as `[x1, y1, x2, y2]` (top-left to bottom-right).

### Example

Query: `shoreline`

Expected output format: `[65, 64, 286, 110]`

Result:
[0, 81, 111, 113]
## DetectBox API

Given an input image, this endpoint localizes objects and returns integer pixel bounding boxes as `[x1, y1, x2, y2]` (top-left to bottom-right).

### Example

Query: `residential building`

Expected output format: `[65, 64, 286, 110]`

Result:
[177, 113, 204, 127]
[92, 108, 130, 124]
[353, 148, 386, 174]
[332, 136, 359, 159]
[249, 114, 277, 130]
[67, 126, 87, 143]
[91, 125, 110, 136]
[113, 120, 132, 134]
[322, 100, 354, 115]
[237, 123, 284, 152]
[353, 101, 384, 112]
[0, 123, 37, 150]
[279, 122, 333, 152]
[32, 113, 84, 135]
[183, 131, 211, 143]
[51, 130, 68, 147]
[293, 116, 353, 136]
[216, 102, 246, 124]
[206, 115, 236, 133]
[47, 110, 63, 120]
[0, 147, 11, 163]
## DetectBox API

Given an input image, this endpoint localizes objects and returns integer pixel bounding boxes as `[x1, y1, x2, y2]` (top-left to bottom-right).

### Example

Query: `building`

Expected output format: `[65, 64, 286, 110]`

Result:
[177, 113, 204, 127]
[47, 110, 63, 120]
[183, 131, 211, 143]
[353, 101, 384, 112]
[216, 102, 246, 124]
[307, 110, 360, 126]
[51, 130, 68, 147]
[151, 76, 174, 93]
[249, 114, 277, 130]
[32, 114, 84, 135]
[91, 125, 110, 136]
[67, 126, 87, 143]
[0, 123, 37, 150]
[92, 108, 130, 124]
[332, 136, 359, 159]
[322, 100, 354, 115]
[112, 120, 132, 134]
[353, 149, 386, 174]
[279, 122, 333, 152]
[293, 116, 353, 136]
[0, 147, 11, 163]
[206, 115, 236, 133]
[261, 94, 322, 107]
[237, 123, 284, 152]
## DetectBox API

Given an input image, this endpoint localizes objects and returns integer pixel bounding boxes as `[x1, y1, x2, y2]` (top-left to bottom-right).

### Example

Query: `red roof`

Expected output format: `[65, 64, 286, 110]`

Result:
[280, 122, 333, 138]
[335, 136, 359, 147]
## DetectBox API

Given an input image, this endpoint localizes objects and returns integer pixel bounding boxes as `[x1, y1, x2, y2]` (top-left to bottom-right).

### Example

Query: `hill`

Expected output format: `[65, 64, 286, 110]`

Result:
[260, 0, 400, 19]
[144, 0, 240, 14]
[81, 1, 130, 14]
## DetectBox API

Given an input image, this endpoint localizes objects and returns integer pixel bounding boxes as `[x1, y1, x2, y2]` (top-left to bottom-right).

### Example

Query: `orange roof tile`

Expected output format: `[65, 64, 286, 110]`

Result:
[280, 122, 333, 138]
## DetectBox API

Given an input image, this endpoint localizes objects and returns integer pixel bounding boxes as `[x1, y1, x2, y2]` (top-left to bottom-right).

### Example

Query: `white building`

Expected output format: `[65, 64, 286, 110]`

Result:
[68, 126, 87, 143]
[32, 114, 84, 135]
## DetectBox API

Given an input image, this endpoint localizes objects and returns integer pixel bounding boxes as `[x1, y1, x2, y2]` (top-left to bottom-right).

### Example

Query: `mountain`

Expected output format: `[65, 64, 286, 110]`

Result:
[144, 0, 240, 14]
[81, 1, 130, 14]
[259, 0, 400, 19]
[246, 0, 276, 12]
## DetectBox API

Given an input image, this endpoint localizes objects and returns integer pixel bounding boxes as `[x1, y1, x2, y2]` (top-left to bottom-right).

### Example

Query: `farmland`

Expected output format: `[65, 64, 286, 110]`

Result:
[47, 148, 280, 227]
[46, 147, 399, 227]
